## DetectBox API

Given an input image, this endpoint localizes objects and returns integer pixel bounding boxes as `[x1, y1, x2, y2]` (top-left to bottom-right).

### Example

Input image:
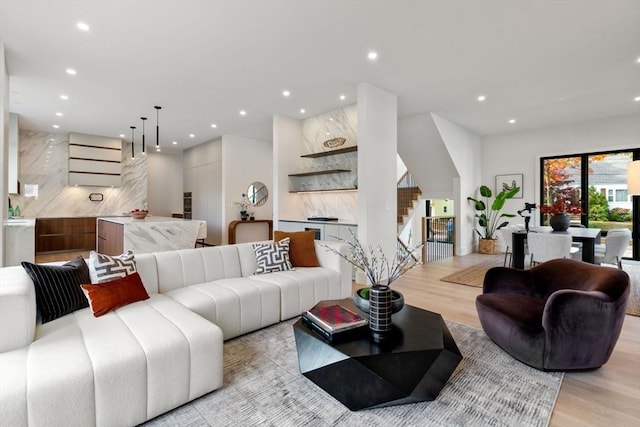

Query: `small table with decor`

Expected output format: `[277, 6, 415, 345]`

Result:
[512, 226, 602, 269]
[292, 298, 462, 411]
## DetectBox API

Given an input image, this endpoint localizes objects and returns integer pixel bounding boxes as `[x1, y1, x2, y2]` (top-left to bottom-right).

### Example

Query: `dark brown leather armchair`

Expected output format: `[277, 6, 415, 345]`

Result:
[476, 258, 630, 370]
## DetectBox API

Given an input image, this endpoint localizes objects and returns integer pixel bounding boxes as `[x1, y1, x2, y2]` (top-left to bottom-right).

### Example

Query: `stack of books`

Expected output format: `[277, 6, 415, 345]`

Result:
[301, 304, 368, 342]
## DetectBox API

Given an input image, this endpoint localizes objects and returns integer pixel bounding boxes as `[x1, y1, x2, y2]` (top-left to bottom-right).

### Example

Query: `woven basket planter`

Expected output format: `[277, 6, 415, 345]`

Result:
[478, 238, 497, 255]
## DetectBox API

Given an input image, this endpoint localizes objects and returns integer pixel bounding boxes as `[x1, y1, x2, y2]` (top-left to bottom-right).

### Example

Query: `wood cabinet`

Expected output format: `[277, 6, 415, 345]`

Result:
[97, 219, 124, 256]
[35, 217, 97, 254]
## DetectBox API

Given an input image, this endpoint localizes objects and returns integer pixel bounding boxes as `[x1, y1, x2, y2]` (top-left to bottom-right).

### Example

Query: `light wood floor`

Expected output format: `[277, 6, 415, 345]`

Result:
[373, 254, 640, 427]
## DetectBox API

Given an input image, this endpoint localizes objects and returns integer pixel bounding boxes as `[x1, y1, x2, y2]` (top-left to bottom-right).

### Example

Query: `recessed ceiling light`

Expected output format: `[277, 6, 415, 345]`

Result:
[49, 138, 55, 141]
[55, 112, 63, 117]
[76, 22, 90, 31]
[119, 134, 125, 138]
[477, 95, 486, 102]
[509, 119, 516, 124]
[339, 94, 346, 100]
[635, 96, 640, 102]
[66, 68, 77, 75]
[189, 134, 195, 138]
[300, 108, 306, 114]
[368, 51, 378, 60]
[329, 118, 334, 121]
[239, 110, 247, 116]
[52, 124, 59, 128]
[172, 141, 178, 145]
[60, 94, 68, 100]
[211, 123, 217, 128]
[282, 90, 290, 97]
[636, 56, 640, 64]
[156, 148, 161, 152]
[326, 132, 330, 135]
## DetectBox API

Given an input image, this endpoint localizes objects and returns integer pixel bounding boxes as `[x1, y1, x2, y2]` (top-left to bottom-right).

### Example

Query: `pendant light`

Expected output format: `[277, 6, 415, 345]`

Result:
[154, 106, 162, 148]
[130, 126, 136, 158]
[140, 117, 147, 154]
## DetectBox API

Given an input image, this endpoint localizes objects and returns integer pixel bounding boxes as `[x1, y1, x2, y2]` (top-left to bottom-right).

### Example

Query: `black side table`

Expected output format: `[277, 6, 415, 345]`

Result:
[293, 299, 462, 411]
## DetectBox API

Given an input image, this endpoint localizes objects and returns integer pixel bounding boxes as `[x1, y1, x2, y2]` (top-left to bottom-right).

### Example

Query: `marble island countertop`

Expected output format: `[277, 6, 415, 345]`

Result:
[98, 216, 207, 254]
[98, 216, 200, 225]
[4, 218, 36, 226]
[280, 218, 357, 226]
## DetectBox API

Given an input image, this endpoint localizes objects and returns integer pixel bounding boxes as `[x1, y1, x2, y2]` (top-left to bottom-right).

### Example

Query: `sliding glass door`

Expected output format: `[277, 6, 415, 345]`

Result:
[541, 149, 638, 261]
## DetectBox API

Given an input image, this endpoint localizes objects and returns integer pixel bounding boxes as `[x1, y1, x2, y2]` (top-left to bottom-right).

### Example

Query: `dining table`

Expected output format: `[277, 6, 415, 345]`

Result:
[512, 226, 602, 269]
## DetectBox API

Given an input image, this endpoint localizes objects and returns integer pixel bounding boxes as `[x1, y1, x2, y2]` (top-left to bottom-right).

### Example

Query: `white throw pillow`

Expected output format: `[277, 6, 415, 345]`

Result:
[252, 238, 294, 274]
[89, 250, 136, 283]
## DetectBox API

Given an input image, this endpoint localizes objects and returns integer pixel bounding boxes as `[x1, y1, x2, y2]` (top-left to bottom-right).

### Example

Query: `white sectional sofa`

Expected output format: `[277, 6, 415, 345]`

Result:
[0, 240, 350, 427]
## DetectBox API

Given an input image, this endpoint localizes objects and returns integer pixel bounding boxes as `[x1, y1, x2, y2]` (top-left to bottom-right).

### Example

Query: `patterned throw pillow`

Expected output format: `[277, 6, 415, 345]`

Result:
[21, 256, 91, 323]
[253, 237, 294, 274]
[89, 250, 136, 283]
[81, 272, 150, 317]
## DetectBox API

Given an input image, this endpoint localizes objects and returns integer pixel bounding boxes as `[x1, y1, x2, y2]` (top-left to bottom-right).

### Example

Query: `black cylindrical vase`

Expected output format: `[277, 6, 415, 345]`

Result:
[369, 284, 392, 342]
[549, 213, 570, 231]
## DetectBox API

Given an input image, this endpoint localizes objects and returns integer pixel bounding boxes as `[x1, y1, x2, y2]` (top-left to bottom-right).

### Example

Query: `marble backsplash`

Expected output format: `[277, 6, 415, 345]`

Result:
[289, 104, 358, 221]
[9, 130, 147, 218]
[290, 104, 358, 192]
[298, 191, 357, 223]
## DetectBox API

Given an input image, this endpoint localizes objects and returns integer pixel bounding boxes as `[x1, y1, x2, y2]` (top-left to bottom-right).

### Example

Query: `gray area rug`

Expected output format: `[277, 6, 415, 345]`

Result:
[143, 318, 563, 427]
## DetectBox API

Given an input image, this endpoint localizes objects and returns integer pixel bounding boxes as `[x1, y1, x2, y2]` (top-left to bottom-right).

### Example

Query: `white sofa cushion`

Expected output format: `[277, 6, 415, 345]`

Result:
[0, 295, 223, 427]
[165, 277, 281, 340]
[0, 266, 36, 353]
[250, 267, 343, 320]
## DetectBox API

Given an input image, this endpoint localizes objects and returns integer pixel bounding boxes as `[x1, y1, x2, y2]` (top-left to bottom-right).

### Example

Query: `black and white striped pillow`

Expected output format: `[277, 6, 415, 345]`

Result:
[21, 256, 91, 324]
[252, 238, 294, 274]
[89, 250, 136, 283]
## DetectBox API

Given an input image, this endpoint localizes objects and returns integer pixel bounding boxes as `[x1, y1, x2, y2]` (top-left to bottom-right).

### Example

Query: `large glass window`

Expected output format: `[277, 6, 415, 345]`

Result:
[541, 149, 638, 261]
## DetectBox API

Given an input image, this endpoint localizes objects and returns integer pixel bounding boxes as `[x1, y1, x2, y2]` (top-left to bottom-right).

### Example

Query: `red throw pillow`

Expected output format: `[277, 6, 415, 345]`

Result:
[81, 272, 150, 317]
[274, 230, 319, 267]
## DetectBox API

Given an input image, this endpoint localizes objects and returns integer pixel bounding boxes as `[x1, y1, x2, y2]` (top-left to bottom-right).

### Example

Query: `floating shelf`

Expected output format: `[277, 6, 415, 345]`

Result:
[289, 187, 357, 193]
[288, 169, 351, 177]
[300, 146, 357, 158]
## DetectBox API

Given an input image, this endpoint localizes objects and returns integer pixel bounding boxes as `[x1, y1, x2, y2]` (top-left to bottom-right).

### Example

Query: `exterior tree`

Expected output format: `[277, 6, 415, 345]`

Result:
[587, 185, 609, 221]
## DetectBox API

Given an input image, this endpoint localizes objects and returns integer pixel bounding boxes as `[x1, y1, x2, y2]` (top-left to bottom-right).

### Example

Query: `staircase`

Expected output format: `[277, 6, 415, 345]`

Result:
[397, 171, 422, 226]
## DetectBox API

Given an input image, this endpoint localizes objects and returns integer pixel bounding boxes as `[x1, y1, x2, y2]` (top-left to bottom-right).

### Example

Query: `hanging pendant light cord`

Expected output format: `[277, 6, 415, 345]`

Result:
[130, 126, 136, 158]
[155, 106, 162, 147]
[141, 117, 147, 153]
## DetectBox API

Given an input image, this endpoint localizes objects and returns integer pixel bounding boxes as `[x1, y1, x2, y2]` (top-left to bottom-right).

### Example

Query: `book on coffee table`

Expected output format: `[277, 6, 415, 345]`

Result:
[303, 304, 368, 335]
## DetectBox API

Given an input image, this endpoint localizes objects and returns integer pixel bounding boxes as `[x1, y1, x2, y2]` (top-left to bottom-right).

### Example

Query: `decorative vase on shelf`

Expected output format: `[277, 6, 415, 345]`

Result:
[549, 213, 570, 231]
[368, 285, 393, 342]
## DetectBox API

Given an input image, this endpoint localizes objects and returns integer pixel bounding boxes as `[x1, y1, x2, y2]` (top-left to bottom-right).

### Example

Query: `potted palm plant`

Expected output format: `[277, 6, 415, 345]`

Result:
[467, 184, 520, 254]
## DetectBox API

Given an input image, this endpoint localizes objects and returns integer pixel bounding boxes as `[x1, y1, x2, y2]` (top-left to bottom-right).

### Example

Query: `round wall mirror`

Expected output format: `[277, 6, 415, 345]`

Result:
[247, 181, 268, 206]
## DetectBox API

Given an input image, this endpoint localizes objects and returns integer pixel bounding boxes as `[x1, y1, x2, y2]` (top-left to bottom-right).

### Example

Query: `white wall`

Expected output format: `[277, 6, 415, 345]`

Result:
[183, 138, 222, 244]
[146, 152, 183, 217]
[1, 44, 8, 266]
[431, 114, 482, 256]
[222, 134, 272, 243]
[482, 113, 640, 232]
[273, 115, 304, 223]
[357, 83, 398, 283]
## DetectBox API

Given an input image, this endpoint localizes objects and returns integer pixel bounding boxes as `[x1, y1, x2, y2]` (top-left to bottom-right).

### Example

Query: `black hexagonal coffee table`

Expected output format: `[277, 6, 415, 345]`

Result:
[293, 298, 462, 411]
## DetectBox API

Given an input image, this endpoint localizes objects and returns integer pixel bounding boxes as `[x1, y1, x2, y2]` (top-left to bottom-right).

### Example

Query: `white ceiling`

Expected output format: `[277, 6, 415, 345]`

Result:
[1, 0, 639, 153]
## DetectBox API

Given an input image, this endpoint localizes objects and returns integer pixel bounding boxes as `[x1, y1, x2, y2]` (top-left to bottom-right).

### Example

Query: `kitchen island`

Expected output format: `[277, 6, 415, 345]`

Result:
[97, 216, 207, 256]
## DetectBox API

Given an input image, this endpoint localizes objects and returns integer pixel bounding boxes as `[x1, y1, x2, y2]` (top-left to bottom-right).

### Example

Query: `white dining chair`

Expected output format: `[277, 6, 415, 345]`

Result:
[527, 232, 579, 268]
[594, 228, 631, 269]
